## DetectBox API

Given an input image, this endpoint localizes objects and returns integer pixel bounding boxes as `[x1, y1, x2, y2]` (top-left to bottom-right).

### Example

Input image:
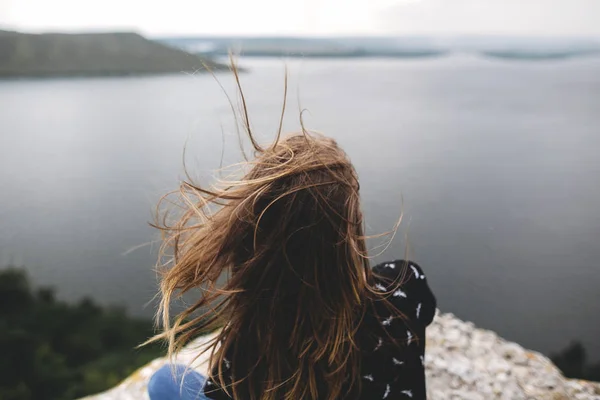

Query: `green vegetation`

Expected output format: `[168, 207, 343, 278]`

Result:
[0, 30, 226, 77]
[0, 268, 164, 400]
[551, 341, 600, 382]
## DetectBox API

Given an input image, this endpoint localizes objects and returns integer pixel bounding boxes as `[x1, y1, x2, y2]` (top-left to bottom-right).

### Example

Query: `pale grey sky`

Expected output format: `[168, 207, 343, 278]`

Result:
[1, 0, 599, 36]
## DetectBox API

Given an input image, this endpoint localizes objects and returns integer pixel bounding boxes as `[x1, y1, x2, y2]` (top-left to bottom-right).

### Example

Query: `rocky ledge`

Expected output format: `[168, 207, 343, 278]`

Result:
[81, 311, 600, 400]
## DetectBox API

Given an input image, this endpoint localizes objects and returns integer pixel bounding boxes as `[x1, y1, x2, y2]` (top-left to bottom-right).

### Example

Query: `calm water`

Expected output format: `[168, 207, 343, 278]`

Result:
[1, 57, 599, 360]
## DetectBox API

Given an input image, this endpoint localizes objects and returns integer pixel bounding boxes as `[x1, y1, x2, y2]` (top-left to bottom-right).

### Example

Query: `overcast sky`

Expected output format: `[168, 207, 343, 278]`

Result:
[1, 0, 599, 36]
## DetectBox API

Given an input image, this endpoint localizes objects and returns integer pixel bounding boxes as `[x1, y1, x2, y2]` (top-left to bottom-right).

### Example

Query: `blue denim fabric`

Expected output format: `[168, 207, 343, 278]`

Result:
[148, 364, 211, 400]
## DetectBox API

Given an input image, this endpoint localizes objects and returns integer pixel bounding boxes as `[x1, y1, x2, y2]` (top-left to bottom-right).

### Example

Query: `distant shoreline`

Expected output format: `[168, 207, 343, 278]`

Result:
[214, 51, 600, 61]
[185, 49, 600, 61]
[158, 35, 600, 62]
[205, 50, 450, 59]
[480, 50, 600, 61]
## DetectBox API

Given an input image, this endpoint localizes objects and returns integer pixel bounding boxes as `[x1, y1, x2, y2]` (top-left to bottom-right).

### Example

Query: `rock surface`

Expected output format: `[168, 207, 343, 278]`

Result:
[81, 311, 600, 400]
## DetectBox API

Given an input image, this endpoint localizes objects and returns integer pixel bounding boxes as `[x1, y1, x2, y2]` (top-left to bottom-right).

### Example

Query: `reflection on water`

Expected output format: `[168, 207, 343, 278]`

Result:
[1, 56, 599, 361]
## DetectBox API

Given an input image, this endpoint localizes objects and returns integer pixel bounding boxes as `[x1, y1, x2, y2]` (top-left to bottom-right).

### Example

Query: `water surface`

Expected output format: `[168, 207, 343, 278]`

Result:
[1, 56, 599, 360]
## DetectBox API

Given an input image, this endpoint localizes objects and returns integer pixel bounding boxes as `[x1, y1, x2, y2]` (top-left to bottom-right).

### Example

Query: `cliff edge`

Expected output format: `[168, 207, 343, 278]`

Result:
[80, 311, 600, 400]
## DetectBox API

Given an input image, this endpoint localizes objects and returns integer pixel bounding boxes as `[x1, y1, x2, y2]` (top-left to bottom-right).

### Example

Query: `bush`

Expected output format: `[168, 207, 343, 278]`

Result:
[0, 268, 163, 400]
[551, 340, 600, 382]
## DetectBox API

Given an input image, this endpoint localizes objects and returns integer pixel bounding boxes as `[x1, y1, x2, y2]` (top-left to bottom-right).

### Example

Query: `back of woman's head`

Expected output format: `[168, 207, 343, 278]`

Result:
[152, 75, 375, 400]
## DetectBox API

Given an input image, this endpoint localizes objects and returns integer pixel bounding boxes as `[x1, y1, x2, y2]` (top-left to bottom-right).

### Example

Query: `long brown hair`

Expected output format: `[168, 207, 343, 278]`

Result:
[149, 64, 399, 400]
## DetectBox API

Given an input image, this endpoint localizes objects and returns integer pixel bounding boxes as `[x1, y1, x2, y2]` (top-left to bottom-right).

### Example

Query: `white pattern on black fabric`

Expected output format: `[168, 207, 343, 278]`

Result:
[207, 261, 434, 400]
[366, 262, 431, 399]
[409, 265, 421, 279]
[374, 337, 383, 351]
[382, 384, 391, 399]
[375, 283, 387, 292]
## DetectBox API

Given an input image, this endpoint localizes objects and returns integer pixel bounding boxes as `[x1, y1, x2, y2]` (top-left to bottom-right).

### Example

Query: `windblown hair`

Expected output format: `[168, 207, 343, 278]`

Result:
[149, 65, 400, 400]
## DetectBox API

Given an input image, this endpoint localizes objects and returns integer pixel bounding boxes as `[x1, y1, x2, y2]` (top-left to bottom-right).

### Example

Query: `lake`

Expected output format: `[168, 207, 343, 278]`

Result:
[1, 56, 599, 361]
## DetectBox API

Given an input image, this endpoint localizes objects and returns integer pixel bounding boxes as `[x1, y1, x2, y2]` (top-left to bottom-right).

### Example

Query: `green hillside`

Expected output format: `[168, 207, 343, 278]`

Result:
[0, 30, 226, 77]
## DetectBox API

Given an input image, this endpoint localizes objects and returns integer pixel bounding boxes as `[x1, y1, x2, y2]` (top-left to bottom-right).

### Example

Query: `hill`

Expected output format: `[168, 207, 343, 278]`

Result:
[0, 30, 227, 77]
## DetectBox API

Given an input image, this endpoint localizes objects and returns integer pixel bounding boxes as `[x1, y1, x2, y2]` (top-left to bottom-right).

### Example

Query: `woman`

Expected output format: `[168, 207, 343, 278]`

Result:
[147, 79, 436, 400]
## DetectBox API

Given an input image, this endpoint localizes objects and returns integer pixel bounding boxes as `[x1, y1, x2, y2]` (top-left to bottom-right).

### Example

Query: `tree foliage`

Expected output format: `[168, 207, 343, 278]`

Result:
[551, 340, 600, 382]
[0, 268, 163, 400]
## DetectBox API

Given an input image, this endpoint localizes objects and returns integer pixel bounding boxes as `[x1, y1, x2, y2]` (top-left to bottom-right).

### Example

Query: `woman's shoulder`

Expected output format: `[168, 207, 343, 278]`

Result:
[372, 259, 426, 279]
[370, 260, 437, 327]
